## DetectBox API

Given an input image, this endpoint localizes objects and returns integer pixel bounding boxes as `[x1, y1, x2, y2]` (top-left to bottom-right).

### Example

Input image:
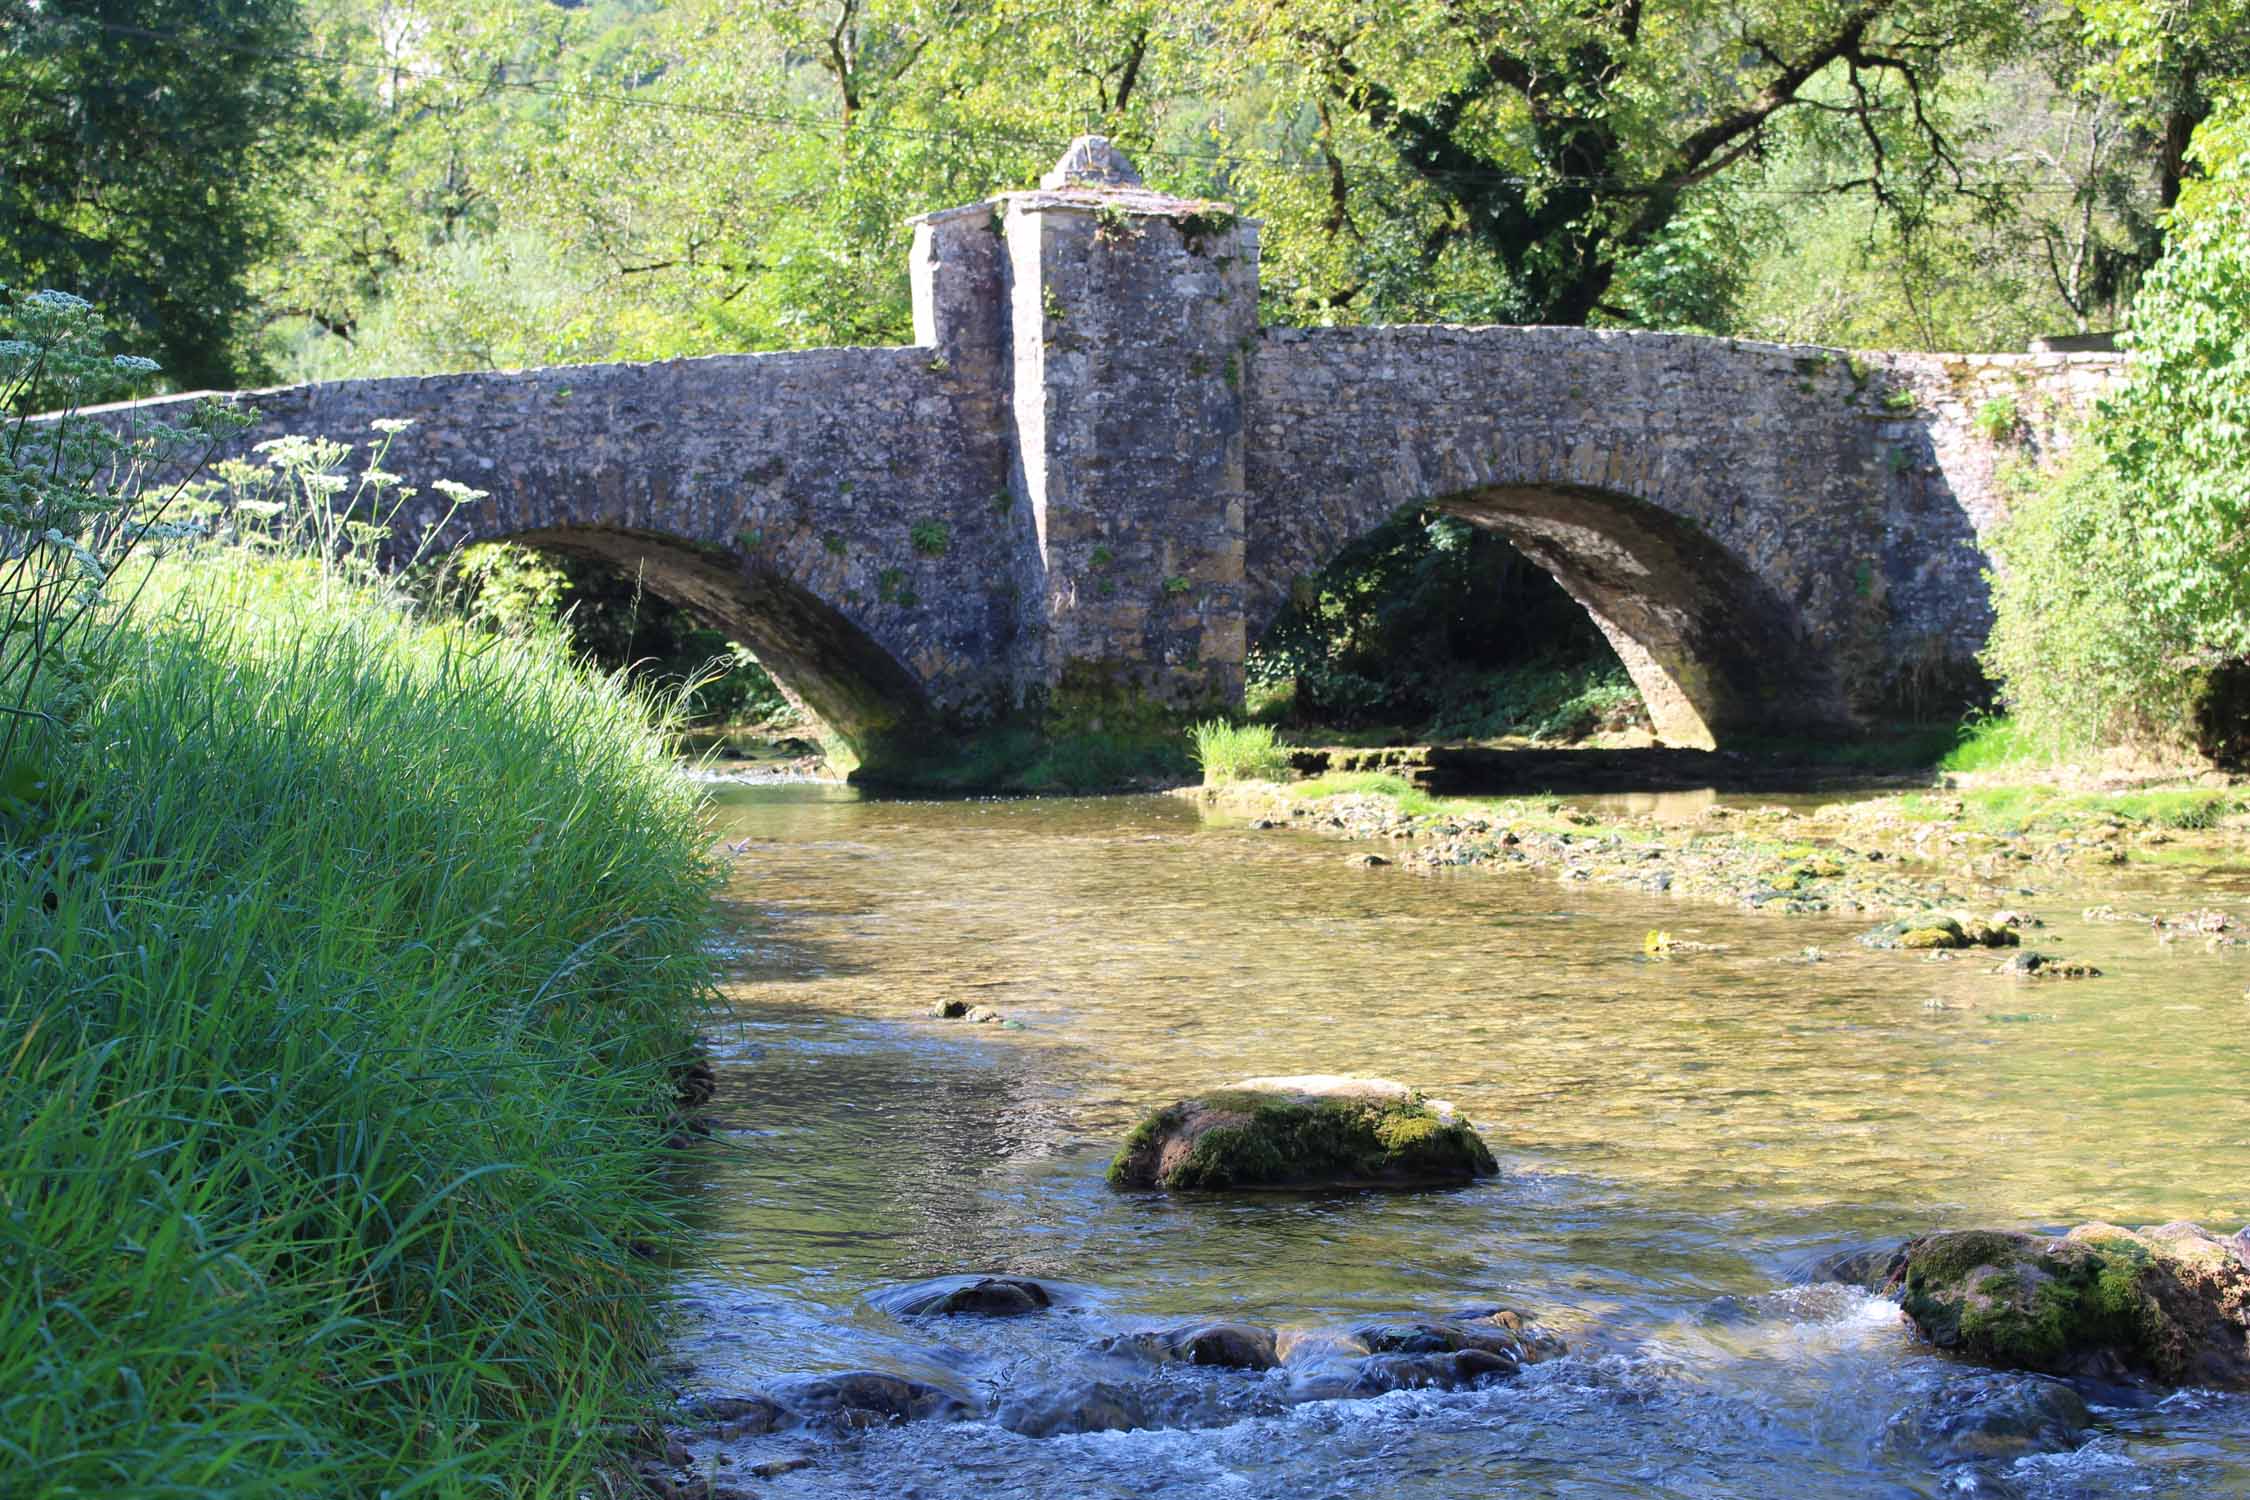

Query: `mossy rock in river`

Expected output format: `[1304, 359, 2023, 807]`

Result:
[1106, 1076, 1497, 1191]
[1861, 914, 2022, 951]
[1889, 1221, 2250, 1388]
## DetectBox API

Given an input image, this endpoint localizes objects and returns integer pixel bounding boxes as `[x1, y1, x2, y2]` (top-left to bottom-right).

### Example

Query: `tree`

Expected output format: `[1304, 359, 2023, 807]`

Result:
[1237, 0, 2034, 327]
[0, 0, 336, 386]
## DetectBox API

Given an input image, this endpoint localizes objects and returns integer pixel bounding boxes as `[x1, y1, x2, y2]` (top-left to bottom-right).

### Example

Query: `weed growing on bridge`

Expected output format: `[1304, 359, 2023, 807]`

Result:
[0, 555, 715, 1496]
[1973, 394, 2021, 442]
[910, 518, 951, 556]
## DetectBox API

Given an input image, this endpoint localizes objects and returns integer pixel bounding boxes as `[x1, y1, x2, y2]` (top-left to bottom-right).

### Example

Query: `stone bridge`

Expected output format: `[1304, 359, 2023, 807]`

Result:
[122, 138, 2120, 771]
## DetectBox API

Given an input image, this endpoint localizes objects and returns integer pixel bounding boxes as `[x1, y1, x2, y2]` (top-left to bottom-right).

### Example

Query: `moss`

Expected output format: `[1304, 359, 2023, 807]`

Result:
[1899, 1229, 2172, 1378]
[1902, 917, 1969, 949]
[1105, 1104, 1185, 1187]
[1109, 1089, 1496, 1190]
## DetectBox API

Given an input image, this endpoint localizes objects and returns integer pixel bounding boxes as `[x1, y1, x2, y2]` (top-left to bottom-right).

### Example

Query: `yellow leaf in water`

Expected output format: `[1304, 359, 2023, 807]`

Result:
[1644, 929, 1672, 955]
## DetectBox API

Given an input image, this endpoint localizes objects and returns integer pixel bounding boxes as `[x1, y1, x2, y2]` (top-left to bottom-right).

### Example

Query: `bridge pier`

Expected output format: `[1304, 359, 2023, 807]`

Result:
[914, 137, 1258, 722]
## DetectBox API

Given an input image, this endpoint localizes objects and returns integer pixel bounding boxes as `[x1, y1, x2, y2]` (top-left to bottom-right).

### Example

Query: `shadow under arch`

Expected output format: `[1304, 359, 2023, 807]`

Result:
[1337, 483, 1848, 750]
[501, 526, 931, 774]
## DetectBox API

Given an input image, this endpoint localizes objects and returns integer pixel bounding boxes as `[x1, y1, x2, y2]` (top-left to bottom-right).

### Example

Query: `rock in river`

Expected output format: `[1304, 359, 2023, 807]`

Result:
[870, 1274, 1057, 1319]
[1890, 1221, 2250, 1388]
[1106, 1076, 1498, 1191]
[1878, 1372, 2093, 1466]
[1101, 1319, 1280, 1369]
[760, 1371, 972, 1429]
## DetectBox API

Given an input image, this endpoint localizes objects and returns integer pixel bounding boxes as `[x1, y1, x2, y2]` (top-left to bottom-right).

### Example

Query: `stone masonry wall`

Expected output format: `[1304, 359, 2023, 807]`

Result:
[1245, 325, 2120, 743]
[118, 346, 1017, 764]
[91, 139, 2126, 765]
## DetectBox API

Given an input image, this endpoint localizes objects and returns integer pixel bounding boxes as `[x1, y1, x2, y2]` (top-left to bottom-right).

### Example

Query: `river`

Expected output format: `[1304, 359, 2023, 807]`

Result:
[669, 783, 2250, 1497]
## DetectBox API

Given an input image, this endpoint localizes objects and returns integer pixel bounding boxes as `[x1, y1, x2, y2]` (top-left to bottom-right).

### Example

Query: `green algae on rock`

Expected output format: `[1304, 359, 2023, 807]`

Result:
[1889, 1222, 2250, 1388]
[1106, 1076, 1498, 1190]
[1861, 913, 2024, 950]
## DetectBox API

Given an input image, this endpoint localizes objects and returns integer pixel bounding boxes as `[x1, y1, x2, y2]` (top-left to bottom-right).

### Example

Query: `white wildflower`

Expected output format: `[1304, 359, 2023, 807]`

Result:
[303, 474, 350, 496]
[370, 418, 414, 434]
[110, 354, 162, 375]
[25, 290, 91, 312]
[431, 479, 489, 504]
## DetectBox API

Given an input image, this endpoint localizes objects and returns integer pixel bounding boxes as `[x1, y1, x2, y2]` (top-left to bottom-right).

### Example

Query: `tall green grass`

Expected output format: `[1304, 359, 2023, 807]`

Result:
[0, 554, 715, 1496]
[1937, 712, 2042, 773]
[1190, 720, 1294, 785]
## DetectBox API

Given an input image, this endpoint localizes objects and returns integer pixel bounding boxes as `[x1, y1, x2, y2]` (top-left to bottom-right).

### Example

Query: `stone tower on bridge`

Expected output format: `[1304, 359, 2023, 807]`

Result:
[119, 138, 2120, 773]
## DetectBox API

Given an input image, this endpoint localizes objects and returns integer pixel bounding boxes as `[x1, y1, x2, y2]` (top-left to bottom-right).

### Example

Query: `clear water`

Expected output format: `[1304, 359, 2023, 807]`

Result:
[672, 785, 2250, 1497]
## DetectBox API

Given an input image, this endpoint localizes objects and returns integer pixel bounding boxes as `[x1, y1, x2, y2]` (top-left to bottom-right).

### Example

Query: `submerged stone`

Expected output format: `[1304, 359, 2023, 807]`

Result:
[1889, 1221, 2250, 1388]
[1863, 913, 2022, 951]
[1878, 1371, 2093, 1467]
[1102, 1319, 1280, 1370]
[761, 1371, 973, 1428]
[682, 1393, 789, 1436]
[869, 1274, 1057, 1319]
[1106, 1076, 1498, 1191]
[1275, 1309, 1565, 1400]
[996, 1378, 1150, 1437]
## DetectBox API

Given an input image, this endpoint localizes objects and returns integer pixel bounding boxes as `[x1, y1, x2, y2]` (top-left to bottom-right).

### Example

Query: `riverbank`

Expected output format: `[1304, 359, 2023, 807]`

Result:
[1180, 772, 2250, 927]
[1, 555, 717, 1497]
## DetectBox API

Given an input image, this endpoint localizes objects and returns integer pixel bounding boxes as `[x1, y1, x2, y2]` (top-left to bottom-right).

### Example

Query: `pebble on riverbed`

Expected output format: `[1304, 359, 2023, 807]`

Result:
[926, 998, 1017, 1024]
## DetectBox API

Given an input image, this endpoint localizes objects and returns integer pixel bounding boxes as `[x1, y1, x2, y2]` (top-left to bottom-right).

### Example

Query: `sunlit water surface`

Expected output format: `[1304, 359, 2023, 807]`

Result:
[671, 785, 2250, 1498]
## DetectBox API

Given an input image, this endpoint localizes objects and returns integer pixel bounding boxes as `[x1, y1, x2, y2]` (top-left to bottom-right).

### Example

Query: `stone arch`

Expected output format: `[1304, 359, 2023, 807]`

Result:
[491, 526, 933, 774]
[1255, 483, 1847, 751]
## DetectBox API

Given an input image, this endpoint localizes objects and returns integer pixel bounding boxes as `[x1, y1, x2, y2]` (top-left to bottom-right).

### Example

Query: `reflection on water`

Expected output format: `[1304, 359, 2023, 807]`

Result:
[672, 784, 2250, 1497]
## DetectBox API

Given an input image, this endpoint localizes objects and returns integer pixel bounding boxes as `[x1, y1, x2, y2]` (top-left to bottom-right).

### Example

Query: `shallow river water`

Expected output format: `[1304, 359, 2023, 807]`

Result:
[672, 784, 2250, 1498]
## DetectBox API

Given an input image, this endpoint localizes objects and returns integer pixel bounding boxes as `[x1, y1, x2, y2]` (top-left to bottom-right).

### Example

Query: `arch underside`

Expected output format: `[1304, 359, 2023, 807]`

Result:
[507, 526, 931, 772]
[1431, 484, 1848, 749]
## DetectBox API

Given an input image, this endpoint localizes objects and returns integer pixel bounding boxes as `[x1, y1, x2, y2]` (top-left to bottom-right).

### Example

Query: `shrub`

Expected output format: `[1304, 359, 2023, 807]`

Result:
[1982, 100, 2250, 755]
[1983, 451, 2192, 752]
[1190, 719, 1294, 784]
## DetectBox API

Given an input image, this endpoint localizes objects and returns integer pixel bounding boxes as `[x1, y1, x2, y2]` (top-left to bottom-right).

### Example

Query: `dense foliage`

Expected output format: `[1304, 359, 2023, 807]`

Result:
[1984, 84, 2250, 753]
[3, 0, 2215, 383]
[0, 0, 336, 385]
[1250, 510, 1643, 741]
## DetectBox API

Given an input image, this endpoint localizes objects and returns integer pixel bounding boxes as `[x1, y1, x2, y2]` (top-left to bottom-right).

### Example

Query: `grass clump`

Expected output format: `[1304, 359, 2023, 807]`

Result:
[1, 554, 716, 1496]
[1938, 712, 2041, 772]
[1190, 719, 1294, 785]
